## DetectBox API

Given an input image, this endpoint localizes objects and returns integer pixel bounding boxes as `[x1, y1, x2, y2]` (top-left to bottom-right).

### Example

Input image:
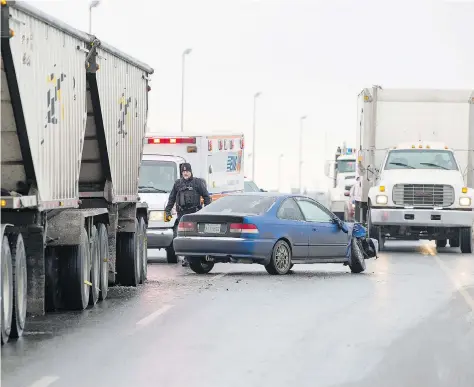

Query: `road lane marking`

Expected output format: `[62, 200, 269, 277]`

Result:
[28, 376, 60, 387]
[212, 273, 226, 280]
[428, 248, 474, 312]
[136, 304, 174, 328]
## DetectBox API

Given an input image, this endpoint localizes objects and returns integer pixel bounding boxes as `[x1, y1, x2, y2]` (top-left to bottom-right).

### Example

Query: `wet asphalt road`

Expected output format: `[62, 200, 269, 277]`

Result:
[2, 241, 474, 387]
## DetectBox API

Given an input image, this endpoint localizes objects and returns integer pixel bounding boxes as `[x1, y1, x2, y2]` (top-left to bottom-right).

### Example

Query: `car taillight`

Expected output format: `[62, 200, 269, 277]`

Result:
[229, 223, 258, 234]
[178, 221, 196, 232]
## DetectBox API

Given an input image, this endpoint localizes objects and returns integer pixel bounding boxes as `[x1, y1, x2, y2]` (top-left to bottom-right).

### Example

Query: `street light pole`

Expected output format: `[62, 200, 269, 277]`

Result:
[88, 0, 101, 34]
[252, 92, 261, 181]
[278, 154, 284, 192]
[299, 115, 307, 194]
[180, 48, 192, 132]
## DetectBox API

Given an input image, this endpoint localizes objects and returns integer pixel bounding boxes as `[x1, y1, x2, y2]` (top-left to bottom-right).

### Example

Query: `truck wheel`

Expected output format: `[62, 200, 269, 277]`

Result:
[117, 220, 140, 286]
[45, 247, 62, 311]
[166, 245, 178, 264]
[349, 238, 366, 274]
[9, 233, 27, 339]
[436, 239, 447, 248]
[138, 218, 147, 283]
[59, 228, 91, 310]
[460, 227, 473, 254]
[367, 207, 384, 251]
[188, 257, 215, 274]
[89, 226, 100, 306]
[449, 235, 460, 248]
[97, 224, 109, 301]
[1, 235, 13, 345]
[265, 240, 292, 275]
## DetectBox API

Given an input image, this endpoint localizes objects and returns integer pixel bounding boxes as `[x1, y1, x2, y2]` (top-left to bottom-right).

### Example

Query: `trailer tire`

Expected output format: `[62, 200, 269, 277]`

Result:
[436, 239, 447, 248]
[9, 233, 27, 339]
[138, 218, 147, 283]
[117, 220, 140, 286]
[89, 226, 100, 306]
[97, 224, 109, 301]
[45, 247, 62, 311]
[460, 227, 473, 254]
[59, 228, 91, 310]
[1, 235, 13, 345]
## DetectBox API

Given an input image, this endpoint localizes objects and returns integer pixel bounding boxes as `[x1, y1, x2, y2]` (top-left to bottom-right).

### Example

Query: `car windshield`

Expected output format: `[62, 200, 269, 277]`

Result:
[337, 160, 356, 173]
[138, 160, 177, 193]
[200, 195, 276, 215]
[244, 181, 260, 192]
[384, 149, 458, 171]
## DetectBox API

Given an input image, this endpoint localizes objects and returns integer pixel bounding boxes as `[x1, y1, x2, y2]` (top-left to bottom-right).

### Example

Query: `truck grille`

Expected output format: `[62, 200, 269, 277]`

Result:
[392, 184, 454, 207]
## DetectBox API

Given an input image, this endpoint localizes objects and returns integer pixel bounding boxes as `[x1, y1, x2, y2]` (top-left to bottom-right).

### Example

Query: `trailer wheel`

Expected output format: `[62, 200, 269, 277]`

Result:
[97, 224, 109, 301]
[59, 228, 91, 310]
[460, 227, 473, 254]
[45, 247, 62, 311]
[1, 235, 13, 345]
[138, 218, 147, 283]
[117, 220, 140, 286]
[9, 233, 27, 339]
[89, 226, 100, 306]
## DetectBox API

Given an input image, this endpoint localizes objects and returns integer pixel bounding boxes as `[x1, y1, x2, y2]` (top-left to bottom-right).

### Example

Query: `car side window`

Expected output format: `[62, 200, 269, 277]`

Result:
[277, 198, 305, 221]
[297, 199, 333, 223]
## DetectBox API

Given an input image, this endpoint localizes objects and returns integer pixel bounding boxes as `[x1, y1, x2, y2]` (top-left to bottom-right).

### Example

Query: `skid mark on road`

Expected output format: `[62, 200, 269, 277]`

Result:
[136, 304, 174, 329]
[27, 376, 60, 387]
[421, 242, 474, 312]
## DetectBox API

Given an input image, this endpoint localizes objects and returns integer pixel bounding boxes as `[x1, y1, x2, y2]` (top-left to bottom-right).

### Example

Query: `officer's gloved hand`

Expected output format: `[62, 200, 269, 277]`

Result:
[164, 212, 172, 222]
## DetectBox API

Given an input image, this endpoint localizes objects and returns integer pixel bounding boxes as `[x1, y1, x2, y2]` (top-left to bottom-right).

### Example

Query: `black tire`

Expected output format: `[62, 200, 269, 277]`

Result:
[116, 219, 140, 286]
[450, 234, 460, 248]
[265, 240, 292, 275]
[349, 238, 366, 274]
[138, 218, 147, 283]
[97, 224, 109, 301]
[58, 228, 91, 310]
[188, 257, 215, 274]
[9, 233, 27, 339]
[1, 235, 13, 345]
[89, 226, 100, 306]
[460, 227, 472, 254]
[45, 247, 62, 311]
[436, 239, 447, 248]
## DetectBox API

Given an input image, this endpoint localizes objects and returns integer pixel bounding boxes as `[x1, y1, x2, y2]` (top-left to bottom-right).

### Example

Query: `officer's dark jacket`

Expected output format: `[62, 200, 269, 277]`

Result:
[165, 176, 211, 216]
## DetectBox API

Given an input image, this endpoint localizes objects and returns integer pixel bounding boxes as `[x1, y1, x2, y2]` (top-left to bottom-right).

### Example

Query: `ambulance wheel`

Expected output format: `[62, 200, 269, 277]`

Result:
[1, 235, 13, 345]
[9, 233, 27, 339]
[166, 245, 178, 264]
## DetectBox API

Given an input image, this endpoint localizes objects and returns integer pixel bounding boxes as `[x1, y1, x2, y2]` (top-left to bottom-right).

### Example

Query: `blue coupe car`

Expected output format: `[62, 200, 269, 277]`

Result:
[173, 193, 377, 275]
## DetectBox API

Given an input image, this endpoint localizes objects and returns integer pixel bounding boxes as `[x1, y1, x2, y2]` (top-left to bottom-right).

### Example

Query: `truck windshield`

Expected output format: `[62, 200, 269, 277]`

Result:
[138, 160, 177, 193]
[337, 160, 356, 173]
[384, 149, 458, 171]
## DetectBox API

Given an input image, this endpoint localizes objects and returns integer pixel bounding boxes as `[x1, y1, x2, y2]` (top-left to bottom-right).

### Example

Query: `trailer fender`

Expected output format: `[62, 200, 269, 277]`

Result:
[46, 209, 109, 246]
[1, 224, 13, 239]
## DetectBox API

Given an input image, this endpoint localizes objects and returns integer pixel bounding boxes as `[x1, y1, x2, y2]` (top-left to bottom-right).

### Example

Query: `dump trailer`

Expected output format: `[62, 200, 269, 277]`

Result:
[0, 1, 153, 345]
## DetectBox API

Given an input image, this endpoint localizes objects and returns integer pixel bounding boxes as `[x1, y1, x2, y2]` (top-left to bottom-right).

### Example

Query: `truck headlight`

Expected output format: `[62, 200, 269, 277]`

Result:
[459, 197, 471, 206]
[149, 210, 166, 221]
[376, 195, 388, 205]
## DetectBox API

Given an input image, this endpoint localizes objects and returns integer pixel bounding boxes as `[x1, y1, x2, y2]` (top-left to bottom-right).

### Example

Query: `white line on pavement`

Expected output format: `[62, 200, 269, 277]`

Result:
[136, 304, 174, 328]
[27, 376, 60, 387]
[212, 273, 226, 280]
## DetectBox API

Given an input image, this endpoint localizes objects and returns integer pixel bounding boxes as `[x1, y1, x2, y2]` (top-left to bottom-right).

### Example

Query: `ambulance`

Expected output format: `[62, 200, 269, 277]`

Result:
[140, 133, 245, 263]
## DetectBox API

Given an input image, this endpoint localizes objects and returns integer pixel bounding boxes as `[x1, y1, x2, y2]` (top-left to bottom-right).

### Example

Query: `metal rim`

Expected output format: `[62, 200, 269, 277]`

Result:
[101, 239, 108, 292]
[275, 243, 291, 273]
[135, 231, 141, 280]
[92, 238, 99, 295]
[142, 224, 147, 279]
[83, 234, 91, 301]
[2, 237, 12, 333]
[16, 239, 27, 326]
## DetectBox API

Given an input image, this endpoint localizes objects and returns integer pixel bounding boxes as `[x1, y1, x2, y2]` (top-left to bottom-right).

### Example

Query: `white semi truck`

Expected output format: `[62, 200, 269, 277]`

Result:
[353, 86, 474, 251]
[1, 1, 153, 345]
[324, 145, 357, 219]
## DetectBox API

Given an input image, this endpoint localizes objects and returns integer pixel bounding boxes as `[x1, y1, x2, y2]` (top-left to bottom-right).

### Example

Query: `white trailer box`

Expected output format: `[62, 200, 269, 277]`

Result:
[354, 86, 474, 251]
[140, 133, 244, 263]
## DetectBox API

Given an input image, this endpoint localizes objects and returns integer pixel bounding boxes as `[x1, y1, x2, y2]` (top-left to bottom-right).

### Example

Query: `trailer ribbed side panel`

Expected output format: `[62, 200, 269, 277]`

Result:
[95, 47, 149, 201]
[8, 6, 87, 208]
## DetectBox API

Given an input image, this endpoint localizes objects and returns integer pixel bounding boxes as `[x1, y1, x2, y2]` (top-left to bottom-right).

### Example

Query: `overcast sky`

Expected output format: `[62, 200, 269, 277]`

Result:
[30, 0, 474, 191]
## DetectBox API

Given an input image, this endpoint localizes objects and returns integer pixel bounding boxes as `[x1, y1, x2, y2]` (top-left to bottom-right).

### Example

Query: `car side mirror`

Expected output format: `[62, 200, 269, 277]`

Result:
[333, 217, 348, 233]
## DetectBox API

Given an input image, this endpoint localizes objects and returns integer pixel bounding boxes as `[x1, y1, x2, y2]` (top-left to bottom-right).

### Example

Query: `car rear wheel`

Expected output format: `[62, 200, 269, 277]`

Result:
[349, 238, 366, 274]
[265, 240, 292, 275]
[188, 257, 214, 274]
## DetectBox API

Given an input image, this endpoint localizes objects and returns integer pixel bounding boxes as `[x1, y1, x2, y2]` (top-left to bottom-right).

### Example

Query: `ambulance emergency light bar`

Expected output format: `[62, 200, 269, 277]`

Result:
[147, 137, 196, 144]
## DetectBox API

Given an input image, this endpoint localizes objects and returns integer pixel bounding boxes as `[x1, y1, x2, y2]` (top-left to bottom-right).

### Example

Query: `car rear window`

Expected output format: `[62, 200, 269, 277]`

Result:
[200, 195, 277, 215]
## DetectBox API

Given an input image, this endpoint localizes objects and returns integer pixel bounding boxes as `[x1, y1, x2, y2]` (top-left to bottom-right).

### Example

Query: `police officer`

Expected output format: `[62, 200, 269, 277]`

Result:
[165, 163, 211, 266]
